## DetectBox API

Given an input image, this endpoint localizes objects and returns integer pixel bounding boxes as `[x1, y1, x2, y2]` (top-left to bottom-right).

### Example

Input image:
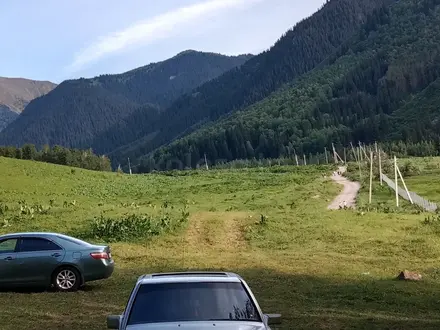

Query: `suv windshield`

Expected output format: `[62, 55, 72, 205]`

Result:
[127, 281, 261, 325]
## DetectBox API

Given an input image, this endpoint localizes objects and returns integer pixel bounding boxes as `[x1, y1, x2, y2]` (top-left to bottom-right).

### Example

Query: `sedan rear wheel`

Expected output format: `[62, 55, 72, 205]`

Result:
[53, 267, 80, 292]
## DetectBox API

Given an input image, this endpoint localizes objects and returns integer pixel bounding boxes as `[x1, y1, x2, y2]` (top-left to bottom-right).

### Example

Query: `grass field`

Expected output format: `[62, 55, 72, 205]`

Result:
[1, 156, 440, 329]
[398, 157, 440, 204]
[348, 155, 440, 210]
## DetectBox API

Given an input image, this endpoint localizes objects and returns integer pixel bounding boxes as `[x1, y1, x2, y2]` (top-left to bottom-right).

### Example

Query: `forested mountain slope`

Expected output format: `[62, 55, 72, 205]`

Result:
[0, 77, 56, 131]
[139, 0, 440, 172]
[0, 51, 252, 149]
[0, 106, 18, 132]
[106, 0, 393, 167]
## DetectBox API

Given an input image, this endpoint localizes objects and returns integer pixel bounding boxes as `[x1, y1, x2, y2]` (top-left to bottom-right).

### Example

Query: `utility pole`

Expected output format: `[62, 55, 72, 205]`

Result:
[369, 151, 373, 204]
[397, 165, 414, 204]
[350, 142, 358, 162]
[332, 143, 337, 164]
[127, 158, 132, 175]
[378, 149, 383, 186]
[204, 153, 209, 170]
[394, 156, 399, 207]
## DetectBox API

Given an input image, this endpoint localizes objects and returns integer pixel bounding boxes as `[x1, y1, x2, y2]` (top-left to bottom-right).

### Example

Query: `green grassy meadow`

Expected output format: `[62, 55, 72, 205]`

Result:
[1, 156, 440, 329]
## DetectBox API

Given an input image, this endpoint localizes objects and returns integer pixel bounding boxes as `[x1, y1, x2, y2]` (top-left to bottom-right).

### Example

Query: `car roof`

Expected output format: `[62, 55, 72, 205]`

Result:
[0, 232, 75, 240]
[136, 271, 244, 284]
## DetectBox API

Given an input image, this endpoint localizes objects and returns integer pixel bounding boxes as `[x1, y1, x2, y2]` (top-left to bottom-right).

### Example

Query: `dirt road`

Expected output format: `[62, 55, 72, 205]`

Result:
[327, 166, 361, 210]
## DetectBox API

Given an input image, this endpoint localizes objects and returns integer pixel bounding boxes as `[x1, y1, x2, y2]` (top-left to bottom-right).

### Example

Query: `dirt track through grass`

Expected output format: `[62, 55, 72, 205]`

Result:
[328, 166, 361, 210]
[185, 211, 249, 251]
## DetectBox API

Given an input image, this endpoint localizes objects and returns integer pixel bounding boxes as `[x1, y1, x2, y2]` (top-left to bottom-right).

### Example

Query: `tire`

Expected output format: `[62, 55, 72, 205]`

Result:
[52, 267, 81, 292]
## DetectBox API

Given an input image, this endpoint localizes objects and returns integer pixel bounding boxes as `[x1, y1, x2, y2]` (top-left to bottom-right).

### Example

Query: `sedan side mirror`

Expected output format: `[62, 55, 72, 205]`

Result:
[107, 315, 122, 329]
[265, 313, 282, 325]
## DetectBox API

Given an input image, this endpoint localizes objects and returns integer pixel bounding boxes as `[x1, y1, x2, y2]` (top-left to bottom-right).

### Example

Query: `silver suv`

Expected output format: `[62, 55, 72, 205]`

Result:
[107, 271, 282, 329]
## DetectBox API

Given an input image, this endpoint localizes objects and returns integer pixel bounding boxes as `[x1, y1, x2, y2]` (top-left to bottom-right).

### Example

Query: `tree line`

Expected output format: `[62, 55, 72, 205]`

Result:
[0, 144, 112, 171]
[136, 140, 439, 173]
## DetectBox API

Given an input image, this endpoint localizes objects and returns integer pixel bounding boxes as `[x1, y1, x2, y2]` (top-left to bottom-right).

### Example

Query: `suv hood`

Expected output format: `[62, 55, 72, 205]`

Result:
[126, 321, 266, 329]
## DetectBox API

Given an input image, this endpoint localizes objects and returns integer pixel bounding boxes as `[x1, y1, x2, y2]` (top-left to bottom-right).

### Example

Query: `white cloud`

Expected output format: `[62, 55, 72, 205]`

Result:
[65, 0, 264, 75]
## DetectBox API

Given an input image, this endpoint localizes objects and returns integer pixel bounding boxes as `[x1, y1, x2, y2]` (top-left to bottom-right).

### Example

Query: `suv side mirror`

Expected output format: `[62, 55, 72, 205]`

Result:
[265, 313, 282, 325]
[107, 315, 122, 329]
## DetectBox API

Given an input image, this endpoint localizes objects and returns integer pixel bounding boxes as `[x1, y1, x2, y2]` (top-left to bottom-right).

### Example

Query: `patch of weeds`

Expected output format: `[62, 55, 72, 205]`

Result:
[63, 200, 77, 208]
[244, 214, 269, 241]
[357, 203, 423, 215]
[421, 214, 440, 228]
[120, 202, 139, 208]
[17, 200, 51, 218]
[259, 214, 269, 226]
[78, 203, 189, 242]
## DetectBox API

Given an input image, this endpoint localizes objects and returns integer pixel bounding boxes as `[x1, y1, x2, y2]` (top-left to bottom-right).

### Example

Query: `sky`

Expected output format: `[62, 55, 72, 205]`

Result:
[0, 0, 326, 83]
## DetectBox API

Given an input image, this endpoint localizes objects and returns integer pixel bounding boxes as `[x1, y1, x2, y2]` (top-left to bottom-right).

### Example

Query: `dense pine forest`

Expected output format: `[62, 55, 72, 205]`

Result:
[0, 106, 17, 132]
[205, 140, 440, 171]
[0, 145, 111, 171]
[0, 51, 252, 150]
[107, 0, 393, 168]
[134, 0, 440, 172]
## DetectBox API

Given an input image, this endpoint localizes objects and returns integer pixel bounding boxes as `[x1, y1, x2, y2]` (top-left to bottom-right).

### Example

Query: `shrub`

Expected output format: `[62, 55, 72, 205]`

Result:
[80, 204, 189, 242]
[259, 214, 269, 226]
[400, 161, 421, 177]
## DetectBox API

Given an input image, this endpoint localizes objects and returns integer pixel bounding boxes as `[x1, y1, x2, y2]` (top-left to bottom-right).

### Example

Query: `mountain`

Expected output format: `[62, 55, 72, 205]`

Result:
[0, 106, 18, 132]
[0, 77, 56, 131]
[104, 0, 394, 168]
[0, 51, 253, 148]
[140, 0, 440, 171]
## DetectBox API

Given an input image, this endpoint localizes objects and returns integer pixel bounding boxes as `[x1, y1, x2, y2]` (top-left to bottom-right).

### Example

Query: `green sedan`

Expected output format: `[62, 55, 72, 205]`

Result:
[0, 232, 114, 291]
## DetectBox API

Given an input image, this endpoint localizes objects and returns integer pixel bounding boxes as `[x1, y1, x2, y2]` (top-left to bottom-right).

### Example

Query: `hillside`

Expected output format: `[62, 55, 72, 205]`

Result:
[107, 0, 394, 168]
[2, 156, 440, 329]
[0, 77, 56, 131]
[0, 106, 18, 132]
[0, 51, 252, 149]
[140, 0, 440, 172]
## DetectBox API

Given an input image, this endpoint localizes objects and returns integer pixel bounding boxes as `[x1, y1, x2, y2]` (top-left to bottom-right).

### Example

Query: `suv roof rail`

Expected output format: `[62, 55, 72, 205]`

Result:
[138, 271, 240, 280]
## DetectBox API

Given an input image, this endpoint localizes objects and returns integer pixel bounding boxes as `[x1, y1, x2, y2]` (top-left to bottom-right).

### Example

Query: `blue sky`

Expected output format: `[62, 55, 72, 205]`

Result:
[0, 0, 326, 83]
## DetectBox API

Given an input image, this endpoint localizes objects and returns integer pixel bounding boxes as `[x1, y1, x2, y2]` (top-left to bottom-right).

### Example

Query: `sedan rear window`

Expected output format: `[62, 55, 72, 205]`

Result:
[19, 237, 62, 252]
[127, 281, 261, 325]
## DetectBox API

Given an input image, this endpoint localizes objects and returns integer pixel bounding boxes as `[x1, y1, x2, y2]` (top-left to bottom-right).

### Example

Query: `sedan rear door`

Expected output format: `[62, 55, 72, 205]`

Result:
[15, 237, 66, 285]
[0, 238, 21, 286]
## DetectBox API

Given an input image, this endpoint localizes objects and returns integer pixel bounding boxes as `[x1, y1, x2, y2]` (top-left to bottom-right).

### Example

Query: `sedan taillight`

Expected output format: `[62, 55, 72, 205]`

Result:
[90, 252, 110, 260]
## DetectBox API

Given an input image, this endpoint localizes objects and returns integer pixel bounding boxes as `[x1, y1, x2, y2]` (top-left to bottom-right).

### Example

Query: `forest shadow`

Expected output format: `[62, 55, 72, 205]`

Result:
[112, 263, 440, 330]
[2, 263, 440, 330]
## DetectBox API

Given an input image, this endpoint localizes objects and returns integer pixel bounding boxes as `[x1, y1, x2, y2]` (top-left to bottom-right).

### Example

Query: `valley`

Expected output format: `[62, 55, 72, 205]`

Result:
[2, 1, 440, 329]
[1, 156, 440, 329]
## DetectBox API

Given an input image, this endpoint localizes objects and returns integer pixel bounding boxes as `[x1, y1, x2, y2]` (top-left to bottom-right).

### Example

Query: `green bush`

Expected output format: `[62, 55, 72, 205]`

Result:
[401, 161, 421, 177]
[80, 204, 189, 242]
